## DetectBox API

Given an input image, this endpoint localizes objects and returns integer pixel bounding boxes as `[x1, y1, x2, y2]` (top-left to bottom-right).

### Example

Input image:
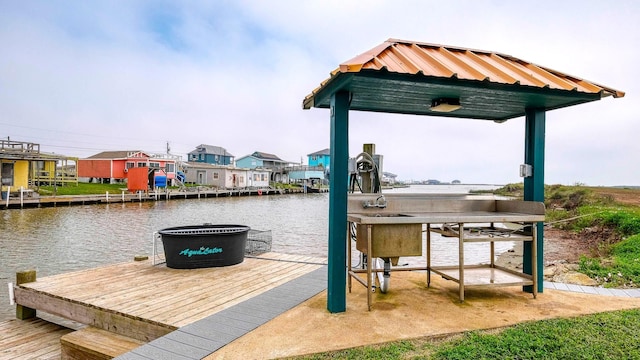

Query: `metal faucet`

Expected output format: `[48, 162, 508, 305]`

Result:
[362, 195, 387, 209]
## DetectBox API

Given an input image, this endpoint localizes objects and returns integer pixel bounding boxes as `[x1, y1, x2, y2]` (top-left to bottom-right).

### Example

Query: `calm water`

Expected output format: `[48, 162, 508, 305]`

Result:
[0, 184, 506, 321]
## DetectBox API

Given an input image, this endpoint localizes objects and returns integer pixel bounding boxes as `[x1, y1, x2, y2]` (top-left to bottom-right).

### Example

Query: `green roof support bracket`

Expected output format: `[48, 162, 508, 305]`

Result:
[523, 107, 545, 293]
[327, 91, 350, 313]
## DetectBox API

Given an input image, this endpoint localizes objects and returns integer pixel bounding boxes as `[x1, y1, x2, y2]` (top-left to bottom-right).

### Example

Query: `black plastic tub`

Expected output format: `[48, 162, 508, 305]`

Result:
[159, 224, 250, 269]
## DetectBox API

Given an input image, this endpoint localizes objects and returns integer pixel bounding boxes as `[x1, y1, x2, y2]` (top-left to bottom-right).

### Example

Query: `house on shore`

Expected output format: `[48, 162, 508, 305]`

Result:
[77, 151, 180, 190]
[1, 139, 77, 196]
[182, 162, 270, 189]
[236, 151, 291, 183]
[382, 172, 398, 185]
[297, 148, 330, 184]
[308, 148, 330, 169]
[188, 144, 234, 166]
[247, 168, 271, 188]
[287, 165, 325, 186]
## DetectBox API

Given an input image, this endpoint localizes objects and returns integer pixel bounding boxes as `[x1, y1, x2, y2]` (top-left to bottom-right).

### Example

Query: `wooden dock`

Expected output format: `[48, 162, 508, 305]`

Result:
[0, 318, 72, 359]
[10, 253, 327, 358]
[0, 187, 318, 209]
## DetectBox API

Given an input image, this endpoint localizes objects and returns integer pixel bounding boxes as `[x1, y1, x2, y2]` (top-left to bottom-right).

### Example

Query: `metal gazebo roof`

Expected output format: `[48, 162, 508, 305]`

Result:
[303, 38, 624, 121]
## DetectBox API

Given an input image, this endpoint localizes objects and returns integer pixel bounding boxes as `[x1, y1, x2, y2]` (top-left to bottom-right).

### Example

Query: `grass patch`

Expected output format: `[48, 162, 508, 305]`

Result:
[289, 310, 640, 359]
[295, 341, 417, 360]
[36, 182, 290, 195]
[443, 184, 640, 285]
[38, 183, 130, 195]
[571, 206, 640, 236]
[579, 234, 640, 288]
[597, 208, 640, 236]
[430, 309, 640, 359]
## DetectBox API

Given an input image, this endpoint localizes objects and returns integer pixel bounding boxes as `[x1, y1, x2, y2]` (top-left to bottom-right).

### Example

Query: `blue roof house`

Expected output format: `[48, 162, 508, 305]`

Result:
[188, 144, 234, 166]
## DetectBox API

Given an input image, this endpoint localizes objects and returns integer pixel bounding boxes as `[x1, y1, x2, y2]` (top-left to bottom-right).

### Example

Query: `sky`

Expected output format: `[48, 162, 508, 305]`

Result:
[1, 1, 638, 186]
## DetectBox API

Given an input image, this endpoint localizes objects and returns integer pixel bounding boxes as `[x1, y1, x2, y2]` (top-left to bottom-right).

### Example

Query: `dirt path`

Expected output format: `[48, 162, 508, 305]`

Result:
[545, 187, 637, 262]
[589, 186, 640, 207]
[495, 228, 596, 270]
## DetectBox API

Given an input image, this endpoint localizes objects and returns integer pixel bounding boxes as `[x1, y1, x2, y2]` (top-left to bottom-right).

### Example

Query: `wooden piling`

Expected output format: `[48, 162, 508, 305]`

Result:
[362, 143, 375, 193]
[16, 270, 37, 319]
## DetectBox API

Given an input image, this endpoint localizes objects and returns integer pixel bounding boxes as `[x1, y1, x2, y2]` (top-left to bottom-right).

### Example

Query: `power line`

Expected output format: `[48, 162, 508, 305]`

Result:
[1, 123, 210, 158]
[0, 122, 157, 142]
[1, 123, 197, 150]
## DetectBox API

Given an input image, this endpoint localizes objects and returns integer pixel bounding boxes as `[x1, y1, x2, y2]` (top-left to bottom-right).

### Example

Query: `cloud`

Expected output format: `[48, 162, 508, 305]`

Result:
[0, 1, 638, 186]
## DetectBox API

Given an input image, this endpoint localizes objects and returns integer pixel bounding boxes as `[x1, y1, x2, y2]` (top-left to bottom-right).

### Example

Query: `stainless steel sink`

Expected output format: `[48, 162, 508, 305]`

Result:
[355, 216, 422, 258]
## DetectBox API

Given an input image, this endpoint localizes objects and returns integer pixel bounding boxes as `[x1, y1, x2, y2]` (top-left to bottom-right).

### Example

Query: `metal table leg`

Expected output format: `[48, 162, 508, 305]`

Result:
[458, 222, 464, 302]
[367, 224, 372, 311]
[426, 223, 431, 287]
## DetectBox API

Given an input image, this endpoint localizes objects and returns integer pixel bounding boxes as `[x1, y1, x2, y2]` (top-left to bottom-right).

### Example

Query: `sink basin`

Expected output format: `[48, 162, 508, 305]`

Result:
[355, 219, 422, 258]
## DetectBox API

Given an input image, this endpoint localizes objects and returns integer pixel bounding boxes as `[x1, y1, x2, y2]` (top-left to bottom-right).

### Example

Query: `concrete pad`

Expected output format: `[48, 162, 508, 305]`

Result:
[208, 271, 640, 359]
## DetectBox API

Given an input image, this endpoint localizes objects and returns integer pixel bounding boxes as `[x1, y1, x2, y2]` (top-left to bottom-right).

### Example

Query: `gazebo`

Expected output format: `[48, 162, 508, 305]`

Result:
[302, 38, 624, 313]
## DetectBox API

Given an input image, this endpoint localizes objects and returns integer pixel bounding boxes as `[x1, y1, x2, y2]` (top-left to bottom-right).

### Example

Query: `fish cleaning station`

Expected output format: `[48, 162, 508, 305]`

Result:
[303, 38, 624, 313]
[4, 38, 628, 359]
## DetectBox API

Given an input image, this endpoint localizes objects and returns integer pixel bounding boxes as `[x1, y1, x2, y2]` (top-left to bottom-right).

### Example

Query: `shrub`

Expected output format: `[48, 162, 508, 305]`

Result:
[579, 234, 640, 288]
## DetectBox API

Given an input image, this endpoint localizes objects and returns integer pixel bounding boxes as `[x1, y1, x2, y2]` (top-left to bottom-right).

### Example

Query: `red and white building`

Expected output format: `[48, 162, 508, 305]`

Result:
[77, 150, 180, 186]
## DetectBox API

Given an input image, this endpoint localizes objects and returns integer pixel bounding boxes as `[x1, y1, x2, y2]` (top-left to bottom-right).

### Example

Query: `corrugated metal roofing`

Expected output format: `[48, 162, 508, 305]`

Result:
[183, 161, 234, 169]
[251, 151, 282, 161]
[303, 39, 624, 121]
[87, 150, 146, 159]
[190, 144, 234, 157]
[308, 148, 330, 156]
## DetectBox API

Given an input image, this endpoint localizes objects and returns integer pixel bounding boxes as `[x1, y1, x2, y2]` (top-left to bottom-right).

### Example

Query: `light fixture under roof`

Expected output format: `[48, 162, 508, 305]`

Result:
[430, 98, 461, 112]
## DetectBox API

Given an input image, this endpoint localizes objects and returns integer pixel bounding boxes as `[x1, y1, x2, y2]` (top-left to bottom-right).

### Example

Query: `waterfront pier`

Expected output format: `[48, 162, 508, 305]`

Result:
[8, 253, 327, 359]
[0, 186, 327, 209]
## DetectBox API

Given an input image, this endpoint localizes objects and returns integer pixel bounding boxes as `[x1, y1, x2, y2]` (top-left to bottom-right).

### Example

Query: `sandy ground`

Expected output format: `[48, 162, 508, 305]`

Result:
[590, 187, 640, 207]
[208, 271, 640, 359]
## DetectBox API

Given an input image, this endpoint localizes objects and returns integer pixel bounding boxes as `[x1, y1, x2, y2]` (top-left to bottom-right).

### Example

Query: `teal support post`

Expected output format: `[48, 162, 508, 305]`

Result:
[327, 91, 350, 313]
[523, 108, 545, 293]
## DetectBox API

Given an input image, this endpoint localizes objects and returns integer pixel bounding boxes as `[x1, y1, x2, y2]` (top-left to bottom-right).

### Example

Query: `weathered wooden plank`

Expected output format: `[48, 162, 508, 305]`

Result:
[149, 263, 321, 324]
[0, 318, 72, 360]
[13, 287, 175, 342]
[0, 318, 53, 341]
[54, 268, 183, 302]
[23, 254, 325, 294]
[11, 342, 63, 360]
[71, 265, 258, 313]
[86, 260, 270, 307]
[66, 255, 323, 311]
[167, 264, 321, 322]
[255, 252, 327, 264]
[16, 269, 37, 320]
[24, 261, 154, 294]
[21, 253, 325, 305]
[61, 326, 145, 360]
[0, 318, 66, 346]
[171, 264, 324, 326]
[12, 253, 327, 344]
[121, 257, 307, 316]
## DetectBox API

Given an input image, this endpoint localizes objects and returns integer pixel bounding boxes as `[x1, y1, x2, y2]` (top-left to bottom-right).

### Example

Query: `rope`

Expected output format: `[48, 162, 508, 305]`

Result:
[543, 211, 605, 227]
